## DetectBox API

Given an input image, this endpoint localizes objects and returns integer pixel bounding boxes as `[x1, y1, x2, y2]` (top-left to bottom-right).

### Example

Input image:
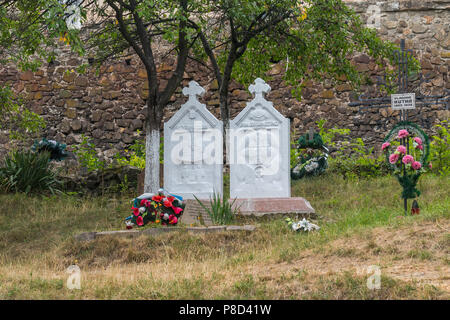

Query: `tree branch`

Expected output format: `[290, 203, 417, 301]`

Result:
[159, 0, 189, 106]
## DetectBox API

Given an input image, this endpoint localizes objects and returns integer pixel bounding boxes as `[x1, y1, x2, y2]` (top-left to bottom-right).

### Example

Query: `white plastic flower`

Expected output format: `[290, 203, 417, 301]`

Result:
[304, 159, 319, 172]
[125, 220, 134, 227]
[291, 218, 320, 232]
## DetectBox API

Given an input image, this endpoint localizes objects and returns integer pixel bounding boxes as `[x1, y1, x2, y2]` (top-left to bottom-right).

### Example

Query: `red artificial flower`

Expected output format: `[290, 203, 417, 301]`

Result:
[136, 216, 144, 226]
[163, 198, 173, 208]
[140, 199, 148, 206]
[169, 214, 178, 225]
[152, 195, 163, 202]
[167, 196, 175, 202]
[172, 206, 183, 215]
[132, 206, 140, 216]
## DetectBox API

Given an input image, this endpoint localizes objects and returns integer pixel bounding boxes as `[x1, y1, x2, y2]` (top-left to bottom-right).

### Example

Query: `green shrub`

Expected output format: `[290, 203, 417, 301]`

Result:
[316, 119, 350, 147]
[0, 150, 61, 194]
[429, 121, 449, 175]
[72, 135, 107, 172]
[113, 134, 147, 169]
[194, 193, 238, 225]
[0, 86, 46, 141]
[113, 131, 165, 169]
[329, 137, 390, 179]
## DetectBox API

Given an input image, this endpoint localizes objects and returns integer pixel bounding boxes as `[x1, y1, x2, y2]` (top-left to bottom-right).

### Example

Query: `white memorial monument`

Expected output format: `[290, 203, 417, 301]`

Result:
[164, 81, 223, 199]
[229, 78, 315, 216]
[230, 78, 290, 199]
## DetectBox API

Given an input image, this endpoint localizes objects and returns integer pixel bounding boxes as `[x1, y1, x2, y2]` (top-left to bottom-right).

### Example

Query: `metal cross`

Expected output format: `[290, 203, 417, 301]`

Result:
[349, 39, 449, 215]
[349, 39, 449, 129]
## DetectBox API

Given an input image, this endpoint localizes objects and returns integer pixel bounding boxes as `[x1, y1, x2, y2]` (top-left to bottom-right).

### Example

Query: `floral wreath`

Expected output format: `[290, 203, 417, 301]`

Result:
[32, 138, 68, 161]
[125, 189, 185, 228]
[291, 132, 329, 179]
[381, 121, 430, 200]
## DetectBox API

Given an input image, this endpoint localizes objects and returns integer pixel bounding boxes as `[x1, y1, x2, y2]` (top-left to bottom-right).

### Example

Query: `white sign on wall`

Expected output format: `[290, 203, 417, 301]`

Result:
[391, 93, 415, 110]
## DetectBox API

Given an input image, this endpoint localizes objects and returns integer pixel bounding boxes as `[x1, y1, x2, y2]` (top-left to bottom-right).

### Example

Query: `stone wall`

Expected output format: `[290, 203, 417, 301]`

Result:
[0, 0, 449, 161]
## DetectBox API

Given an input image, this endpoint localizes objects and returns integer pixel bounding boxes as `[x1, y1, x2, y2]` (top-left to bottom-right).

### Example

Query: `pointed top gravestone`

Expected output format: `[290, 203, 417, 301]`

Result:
[229, 78, 290, 199]
[164, 81, 223, 199]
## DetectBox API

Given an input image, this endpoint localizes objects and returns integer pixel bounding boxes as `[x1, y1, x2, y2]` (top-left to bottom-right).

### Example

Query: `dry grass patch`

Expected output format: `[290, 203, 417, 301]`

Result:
[0, 174, 448, 299]
[248, 219, 450, 294]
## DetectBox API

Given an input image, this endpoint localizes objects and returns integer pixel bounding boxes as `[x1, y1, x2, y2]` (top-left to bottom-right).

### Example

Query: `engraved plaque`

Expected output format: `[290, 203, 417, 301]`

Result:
[181, 199, 213, 226]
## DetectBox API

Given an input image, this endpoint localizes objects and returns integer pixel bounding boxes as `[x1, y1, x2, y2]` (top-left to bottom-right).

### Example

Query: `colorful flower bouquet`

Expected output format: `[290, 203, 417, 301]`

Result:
[125, 189, 185, 228]
[382, 122, 430, 200]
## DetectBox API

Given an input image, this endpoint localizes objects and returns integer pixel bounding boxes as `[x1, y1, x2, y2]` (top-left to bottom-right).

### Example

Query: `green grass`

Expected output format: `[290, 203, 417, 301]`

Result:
[0, 173, 448, 299]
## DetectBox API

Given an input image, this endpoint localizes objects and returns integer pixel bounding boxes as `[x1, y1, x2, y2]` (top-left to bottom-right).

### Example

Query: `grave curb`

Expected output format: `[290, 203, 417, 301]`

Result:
[74, 225, 256, 241]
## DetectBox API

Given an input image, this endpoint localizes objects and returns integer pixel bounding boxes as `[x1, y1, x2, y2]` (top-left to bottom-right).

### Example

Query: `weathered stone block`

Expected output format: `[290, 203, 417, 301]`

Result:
[66, 99, 79, 108]
[71, 120, 82, 131]
[63, 72, 76, 83]
[187, 226, 226, 234]
[226, 225, 256, 232]
[336, 84, 352, 92]
[92, 129, 103, 139]
[75, 76, 88, 87]
[321, 90, 334, 99]
[96, 230, 141, 239]
[19, 71, 33, 81]
[412, 24, 427, 34]
[74, 232, 97, 241]
[65, 108, 77, 119]
[60, 90, 72, 98]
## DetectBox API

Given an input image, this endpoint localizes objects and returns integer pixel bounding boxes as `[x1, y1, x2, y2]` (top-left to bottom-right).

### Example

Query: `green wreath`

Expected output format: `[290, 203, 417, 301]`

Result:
[291, 132, 329, 180]
[32, 138, 68, 161]
[381, 121, 430, 200]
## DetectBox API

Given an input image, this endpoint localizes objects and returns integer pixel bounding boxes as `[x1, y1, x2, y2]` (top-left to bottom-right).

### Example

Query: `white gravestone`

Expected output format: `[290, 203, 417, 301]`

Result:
[230, 78, 290, 199]
[164, 81, 223, 199]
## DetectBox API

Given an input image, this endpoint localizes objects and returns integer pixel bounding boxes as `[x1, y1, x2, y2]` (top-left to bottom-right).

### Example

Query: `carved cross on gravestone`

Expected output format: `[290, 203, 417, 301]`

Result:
[182, 80, 206, 103]
[249, 77, 271, 99]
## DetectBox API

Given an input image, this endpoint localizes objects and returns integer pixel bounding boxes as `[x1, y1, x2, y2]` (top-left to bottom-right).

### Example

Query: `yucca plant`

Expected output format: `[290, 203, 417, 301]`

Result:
[194, 193, 239, 225]
[0, 150, 61, 194]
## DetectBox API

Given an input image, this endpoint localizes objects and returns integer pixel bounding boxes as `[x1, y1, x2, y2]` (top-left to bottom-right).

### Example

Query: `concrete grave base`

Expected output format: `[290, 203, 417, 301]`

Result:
[231, 197, 315, 217]
[180, 199, 213, 226]
[74, 225, 256, 242]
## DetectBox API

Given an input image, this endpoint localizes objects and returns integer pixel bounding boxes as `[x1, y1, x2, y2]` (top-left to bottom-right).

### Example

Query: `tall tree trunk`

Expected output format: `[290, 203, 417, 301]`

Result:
[220, 56, 234, 168]
[144, 100, 161, 193]
[220, 89, 230, 167]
